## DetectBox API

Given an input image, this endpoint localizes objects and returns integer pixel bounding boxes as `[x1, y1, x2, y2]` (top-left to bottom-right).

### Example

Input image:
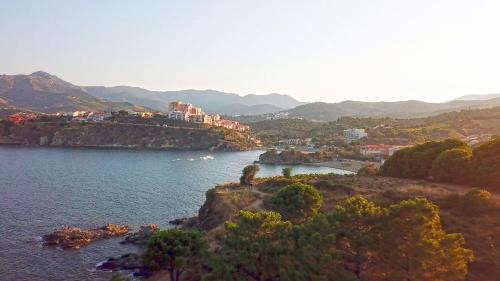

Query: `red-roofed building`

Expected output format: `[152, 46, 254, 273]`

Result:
[7, 112, 39, 124]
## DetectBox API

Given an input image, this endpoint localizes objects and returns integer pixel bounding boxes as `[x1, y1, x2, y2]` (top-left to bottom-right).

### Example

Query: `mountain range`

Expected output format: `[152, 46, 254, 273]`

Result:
[284, 98, 500, 121]
[82, 86, 305, 115]
[2, 71, 500, 121]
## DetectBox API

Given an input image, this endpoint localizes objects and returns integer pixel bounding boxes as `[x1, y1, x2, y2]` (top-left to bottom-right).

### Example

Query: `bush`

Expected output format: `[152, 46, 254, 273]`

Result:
[432, 147, 472, 183]
[271, 183, 323, 222]
[282, 167, 293, 179]
[357, 162, 379, 176]
[471, 138, 500, 190]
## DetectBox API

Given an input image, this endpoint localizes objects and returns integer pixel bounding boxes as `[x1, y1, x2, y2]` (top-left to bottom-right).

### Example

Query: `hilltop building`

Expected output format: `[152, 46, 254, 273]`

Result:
[167, 101, 249, 131]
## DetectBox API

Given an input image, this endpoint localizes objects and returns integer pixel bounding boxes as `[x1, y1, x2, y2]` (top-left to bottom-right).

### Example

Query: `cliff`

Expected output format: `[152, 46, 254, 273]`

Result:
[0, 121, 254, 151]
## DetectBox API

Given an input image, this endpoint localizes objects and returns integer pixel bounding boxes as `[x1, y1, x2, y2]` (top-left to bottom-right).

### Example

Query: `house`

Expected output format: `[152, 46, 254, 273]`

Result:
[344, 128, 368, 143]
[140, 112, 154, 118]
[278, 138, 302, 146]
[87, 112, 111, 122]
[360, 144, 411, 157]
[191, 114, 213, 124]
[168, 110, 190, 121]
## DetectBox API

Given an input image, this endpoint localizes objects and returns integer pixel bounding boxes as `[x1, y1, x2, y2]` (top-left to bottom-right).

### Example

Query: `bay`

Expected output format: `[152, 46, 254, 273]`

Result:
[0, 146, 351, 280]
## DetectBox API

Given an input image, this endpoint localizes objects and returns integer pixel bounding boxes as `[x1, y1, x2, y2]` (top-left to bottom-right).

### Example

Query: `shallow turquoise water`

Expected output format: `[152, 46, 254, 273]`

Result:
[0, 147, 350, 280]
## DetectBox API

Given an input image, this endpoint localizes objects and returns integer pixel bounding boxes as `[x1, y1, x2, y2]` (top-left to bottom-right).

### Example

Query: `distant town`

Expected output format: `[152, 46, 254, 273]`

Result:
[5, 101, 250, 132]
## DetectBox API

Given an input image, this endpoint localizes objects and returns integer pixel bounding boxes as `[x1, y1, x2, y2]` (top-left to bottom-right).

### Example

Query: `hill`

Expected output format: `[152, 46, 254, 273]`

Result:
[186, 174, 500, 281]
[83, 86, 305, 115]
[455, 93, 500, 101]
[0, 71, 147, 113]
[284, 98, 500, 121]
[249, 106, 500, 145]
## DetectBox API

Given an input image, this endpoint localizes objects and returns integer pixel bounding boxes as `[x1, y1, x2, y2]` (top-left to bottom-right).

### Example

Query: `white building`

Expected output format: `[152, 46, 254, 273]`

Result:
[344, 128, 368, 143]
[168, 111, 190, 121]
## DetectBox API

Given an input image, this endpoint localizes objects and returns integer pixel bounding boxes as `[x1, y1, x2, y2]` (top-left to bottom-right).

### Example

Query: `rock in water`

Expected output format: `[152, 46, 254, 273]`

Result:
[43, 224, 130, 249]
[169, 217, 190, 226]
[120, 224, 158, 245]
[97, 253, 142, 271]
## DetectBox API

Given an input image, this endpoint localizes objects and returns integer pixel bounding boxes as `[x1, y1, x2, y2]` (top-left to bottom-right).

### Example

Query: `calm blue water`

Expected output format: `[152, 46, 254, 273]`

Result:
[0, 147, 350, 281]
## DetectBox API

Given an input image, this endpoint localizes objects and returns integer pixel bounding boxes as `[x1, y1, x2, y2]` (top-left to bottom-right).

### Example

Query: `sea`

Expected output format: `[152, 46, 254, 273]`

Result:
[0, 146, 351, 281]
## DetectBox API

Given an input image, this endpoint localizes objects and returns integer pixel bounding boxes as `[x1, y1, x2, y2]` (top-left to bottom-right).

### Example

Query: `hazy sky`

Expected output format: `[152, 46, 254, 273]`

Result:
[1, 0, 500, 103]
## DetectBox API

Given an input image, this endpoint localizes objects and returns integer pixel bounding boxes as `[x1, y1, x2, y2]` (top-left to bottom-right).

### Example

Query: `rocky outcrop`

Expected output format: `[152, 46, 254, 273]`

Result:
[0, 121, 254, 151]
[43, 224, 130, 249]
[258, 149, 330, 164]
[120, 224, 158, 246]
[169, 218, 190, 226]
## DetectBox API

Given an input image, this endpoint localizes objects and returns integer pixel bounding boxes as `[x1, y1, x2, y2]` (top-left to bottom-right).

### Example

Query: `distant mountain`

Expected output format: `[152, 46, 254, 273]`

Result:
[219, 103, 284, 116]
[285, 98, 500, 121]
[83, 86, 305, 115]
[455, 93, 500, 101]
[0, 71, 147, 113]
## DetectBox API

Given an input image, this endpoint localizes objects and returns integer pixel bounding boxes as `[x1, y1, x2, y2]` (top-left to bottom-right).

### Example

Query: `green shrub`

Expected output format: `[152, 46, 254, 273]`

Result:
[271, 183, 323, 222]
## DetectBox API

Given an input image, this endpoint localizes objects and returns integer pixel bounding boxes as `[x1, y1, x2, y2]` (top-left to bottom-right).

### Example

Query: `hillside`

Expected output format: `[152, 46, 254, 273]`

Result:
[83, 86, 305, 115]
[0, 72, 147, 113]
[285, 98, 500, 121]
[186, 174, 500, 281]
[249, 106, 500, 145]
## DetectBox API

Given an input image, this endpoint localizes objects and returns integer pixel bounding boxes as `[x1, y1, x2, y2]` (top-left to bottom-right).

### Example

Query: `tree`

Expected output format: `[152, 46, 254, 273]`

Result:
[271, 183, 323, 223]
[207, 211, 292, 281]
[378, 198, 473, 281]
[285, 214, 345, 281]
[240, 164, 260, 185]
[357, 162, 379, 176]
[431, 147, 472, 183]
[471, 137, 500, 190]
[143, 229, 207, 281]
[380, 139, 469, 179]
[282, 167, 293, 179]
[329, 196, 385, 280]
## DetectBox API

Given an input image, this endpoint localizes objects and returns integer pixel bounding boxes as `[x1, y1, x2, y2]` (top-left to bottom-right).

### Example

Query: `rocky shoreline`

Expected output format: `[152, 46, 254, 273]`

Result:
[43, 224, 130, 249]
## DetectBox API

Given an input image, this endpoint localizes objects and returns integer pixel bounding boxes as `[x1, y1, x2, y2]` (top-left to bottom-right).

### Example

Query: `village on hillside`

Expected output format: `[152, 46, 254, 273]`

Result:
[4, 101, 250, 132]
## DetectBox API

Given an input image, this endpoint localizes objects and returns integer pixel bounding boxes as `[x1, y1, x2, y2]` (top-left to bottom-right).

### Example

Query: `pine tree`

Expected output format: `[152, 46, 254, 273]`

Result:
[143, 229, 207, 281]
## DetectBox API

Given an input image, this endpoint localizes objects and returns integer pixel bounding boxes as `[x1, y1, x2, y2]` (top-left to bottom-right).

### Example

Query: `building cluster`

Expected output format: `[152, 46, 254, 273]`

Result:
[465, 134, 494, 146]
[343, 128, 368, 143]
[278, 138, 313, 147]
[72, 111, 112, 122]
[360, 144, 411, 157]
[5, 101, 250, 132]
[166, 101, 249, 131]
[6, 112, 40, 124]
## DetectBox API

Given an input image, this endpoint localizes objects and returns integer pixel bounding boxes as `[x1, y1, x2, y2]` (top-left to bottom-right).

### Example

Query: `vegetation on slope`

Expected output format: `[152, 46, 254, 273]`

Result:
[249, 106, 500, 145]
[380, 137, 500, 191]
[135, 170, 500, 281]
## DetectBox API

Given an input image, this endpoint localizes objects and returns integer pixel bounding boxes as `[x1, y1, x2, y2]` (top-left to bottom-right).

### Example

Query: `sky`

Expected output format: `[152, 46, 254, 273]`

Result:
[1, 0, 500, 103]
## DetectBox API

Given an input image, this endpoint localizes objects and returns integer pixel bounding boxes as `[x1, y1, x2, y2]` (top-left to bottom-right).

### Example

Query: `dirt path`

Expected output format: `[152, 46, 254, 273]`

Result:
[245, 188, 266, 211]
